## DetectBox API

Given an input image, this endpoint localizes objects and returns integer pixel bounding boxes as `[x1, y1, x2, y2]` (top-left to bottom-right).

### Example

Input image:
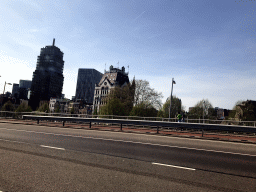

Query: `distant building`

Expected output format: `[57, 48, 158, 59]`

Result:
[12, 83, 19, 98]
[68, 101, 80, 114]
[29, 39, 64, 110]
[49, 98, 69, 113]
[75, 69, 103, 105]
[189, 107, 194, 113]
[93, 65, 129, 114]
[19, 80, 32, 89]
[18, 80, 32, 100]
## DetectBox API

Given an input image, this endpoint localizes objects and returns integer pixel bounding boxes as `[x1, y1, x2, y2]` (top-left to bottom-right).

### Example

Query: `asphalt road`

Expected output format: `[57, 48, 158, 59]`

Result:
[0, 122, 255, 191]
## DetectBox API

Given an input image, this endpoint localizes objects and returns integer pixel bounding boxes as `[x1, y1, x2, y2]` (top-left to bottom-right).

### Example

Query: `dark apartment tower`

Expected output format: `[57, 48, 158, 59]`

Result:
[19, 80, 32, 100]
[29, 39, 64, 110]
[12, 83, 19, 98]
[75, 69, 103, 104]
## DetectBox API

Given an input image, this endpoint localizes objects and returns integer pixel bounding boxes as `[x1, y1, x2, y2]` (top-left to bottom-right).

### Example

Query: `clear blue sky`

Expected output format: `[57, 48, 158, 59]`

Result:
[0, 0, 255, 111]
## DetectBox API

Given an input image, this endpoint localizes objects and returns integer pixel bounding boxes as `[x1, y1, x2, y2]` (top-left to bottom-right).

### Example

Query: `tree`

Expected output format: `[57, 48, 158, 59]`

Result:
[99, 79, 135, 116]
[37, 103, 49, 113]
[93, 108, 98, 115]
[70, 107, 75, 114]
[1, 100, 15, 111]
[134, 80, 163, 109]
[189, 99, 214, 118]
[158, 95, 184, 118]
[232, 100, 256, 121]
[15, 103, 32, 112]
[55, 103, 60, 113]
[129, 102, 158, 117]
[100, 97, 125, 116]
[228, 100, 242, 119]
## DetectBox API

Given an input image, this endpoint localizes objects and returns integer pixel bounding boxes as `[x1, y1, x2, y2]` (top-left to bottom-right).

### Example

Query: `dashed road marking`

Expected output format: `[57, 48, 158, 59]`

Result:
[1, 127, 256, 157]
[152, 162, 196, 171]
[40, 145, 65, 150]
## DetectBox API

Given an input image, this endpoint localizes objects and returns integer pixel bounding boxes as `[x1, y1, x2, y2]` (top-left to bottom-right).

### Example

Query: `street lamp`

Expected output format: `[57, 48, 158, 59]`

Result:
[203, 100, 205, 124]
[169, 78, 176, 119]
[3, 81, 12, 95]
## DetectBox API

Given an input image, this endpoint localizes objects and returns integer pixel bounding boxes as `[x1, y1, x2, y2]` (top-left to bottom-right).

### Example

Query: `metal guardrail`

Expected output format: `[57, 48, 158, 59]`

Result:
[22, 115, 256, 134]
[1, 111, 256, 126]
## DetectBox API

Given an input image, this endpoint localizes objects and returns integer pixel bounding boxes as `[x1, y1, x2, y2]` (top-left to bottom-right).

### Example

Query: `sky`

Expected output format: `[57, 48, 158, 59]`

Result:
[0, 0, 255, 111]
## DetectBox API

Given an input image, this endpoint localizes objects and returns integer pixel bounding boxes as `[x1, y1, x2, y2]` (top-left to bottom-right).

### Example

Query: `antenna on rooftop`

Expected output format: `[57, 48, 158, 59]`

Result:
[52, 38, 55, 46]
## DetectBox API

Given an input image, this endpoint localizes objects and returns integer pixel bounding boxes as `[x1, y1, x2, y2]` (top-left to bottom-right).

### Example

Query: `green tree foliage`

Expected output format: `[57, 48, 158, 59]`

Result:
[129, 102, 158, 117]
[100, 79, 135, 116]
[100, 97, 125, 116]
[15, 103, 32, 112]
[134, 80, 163, 110]
[228, 100, 242, 119]
[231, 100, 256, 121]
[70, 107, 75, 114]
[37, 103, 49, 113]
[1, 100, 15, 111]
[55, 104, 60, 113]
[93, 108, 98, 115]
[159, 96, 183, 118]
[189, 99, 214, 118]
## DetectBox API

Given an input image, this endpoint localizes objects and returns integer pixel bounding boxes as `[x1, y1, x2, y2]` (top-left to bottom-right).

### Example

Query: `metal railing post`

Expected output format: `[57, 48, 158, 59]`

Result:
[202, 129, 204, 137]
[120, 123, 122, 131]
[37, 119, 39, 124]
[89, 121, 91, 128]
[157, 126, 159, 134]
[63, 121, 65, 127]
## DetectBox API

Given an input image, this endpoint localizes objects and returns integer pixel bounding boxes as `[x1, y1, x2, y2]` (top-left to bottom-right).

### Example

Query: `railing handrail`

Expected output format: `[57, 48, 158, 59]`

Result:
[21, 115, 256, 133]
[1, 111, 256, 126]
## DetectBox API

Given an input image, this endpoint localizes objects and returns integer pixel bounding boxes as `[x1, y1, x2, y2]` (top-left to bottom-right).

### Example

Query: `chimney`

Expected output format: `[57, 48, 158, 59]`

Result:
[52, 38, 55, 46]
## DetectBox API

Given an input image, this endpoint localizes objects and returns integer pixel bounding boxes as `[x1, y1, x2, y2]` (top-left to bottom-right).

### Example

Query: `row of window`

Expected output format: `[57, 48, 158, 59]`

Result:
[94, 100, 107, 105]
[95, 89, 109, 95]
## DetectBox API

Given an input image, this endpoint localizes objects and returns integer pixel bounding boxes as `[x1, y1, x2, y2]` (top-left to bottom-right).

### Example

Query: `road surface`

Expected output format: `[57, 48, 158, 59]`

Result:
[0, 123, 255, 191]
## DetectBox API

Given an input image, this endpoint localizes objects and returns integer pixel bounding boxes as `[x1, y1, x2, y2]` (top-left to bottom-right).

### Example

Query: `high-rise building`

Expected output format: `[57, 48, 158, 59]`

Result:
[29, 39, 64, 110]
[93, 65, 129, 113]
[12, 83, 19, 98]
[19, 80, 32, 89]
[19, 80, 32, 100]
[75, 69, 103, 104]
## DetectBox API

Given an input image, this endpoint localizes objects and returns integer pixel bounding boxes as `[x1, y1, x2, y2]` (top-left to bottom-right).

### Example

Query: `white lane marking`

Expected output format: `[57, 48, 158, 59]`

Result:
[152, 162, 196, 171]
[102, 138, 114, 141]
[40, 145, 65, 150]
[1, 127, 256, 157]
[0, 138, 28, 144]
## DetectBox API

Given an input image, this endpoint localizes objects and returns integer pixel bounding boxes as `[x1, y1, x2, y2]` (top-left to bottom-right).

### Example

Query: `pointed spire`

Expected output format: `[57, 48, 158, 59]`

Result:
[52, 38, 55, 46]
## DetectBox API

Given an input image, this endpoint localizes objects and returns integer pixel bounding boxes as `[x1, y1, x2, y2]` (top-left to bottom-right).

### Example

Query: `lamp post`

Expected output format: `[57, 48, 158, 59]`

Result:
[203, 100, 205, 124]
[1, 80, 12, 107]
[169, 78, 176, 120]
[3, 81, 12, 95]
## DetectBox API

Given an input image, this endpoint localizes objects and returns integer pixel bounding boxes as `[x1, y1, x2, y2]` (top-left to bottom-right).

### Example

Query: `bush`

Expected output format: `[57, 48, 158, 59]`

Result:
[16, 103, 32, 112]
[130, 103, 158, 117]
[37, 103, 49, 113]
[1, 101, 15, 111]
